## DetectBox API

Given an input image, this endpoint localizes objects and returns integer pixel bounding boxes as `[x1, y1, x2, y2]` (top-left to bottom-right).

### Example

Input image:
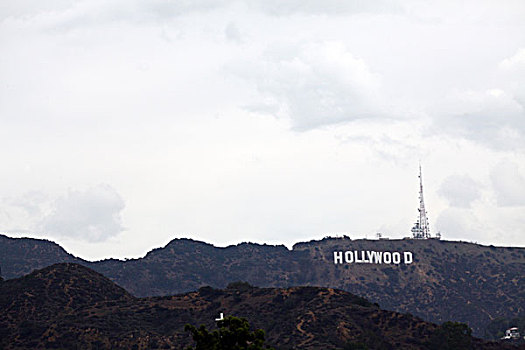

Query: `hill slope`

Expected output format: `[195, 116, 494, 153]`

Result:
[0, 264, 519, 350]
[0, 234, 82, 279]
[1, 234, 524, 337]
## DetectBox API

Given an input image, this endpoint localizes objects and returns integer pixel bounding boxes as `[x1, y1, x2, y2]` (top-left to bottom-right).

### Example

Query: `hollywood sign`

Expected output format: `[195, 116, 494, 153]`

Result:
[333, 250, 414, 265]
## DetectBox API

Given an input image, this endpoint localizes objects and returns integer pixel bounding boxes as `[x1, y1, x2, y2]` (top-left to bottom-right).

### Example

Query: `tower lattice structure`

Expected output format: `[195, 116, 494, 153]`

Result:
[411, 164, 431, 239]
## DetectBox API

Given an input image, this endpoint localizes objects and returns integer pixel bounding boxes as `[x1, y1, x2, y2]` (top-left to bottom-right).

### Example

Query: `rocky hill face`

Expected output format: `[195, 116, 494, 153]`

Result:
[291, 238, 525, 339]
[1, 234, 524, 338]
[0, 234, 81, 279]
[0, 263, 133, 326]
[0, 263, 519, 350]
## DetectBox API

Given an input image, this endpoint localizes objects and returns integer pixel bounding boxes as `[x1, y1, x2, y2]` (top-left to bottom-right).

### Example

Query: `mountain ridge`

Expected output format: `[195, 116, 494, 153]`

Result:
[1, 233, 524, 338]
[1, 263, 520, 350]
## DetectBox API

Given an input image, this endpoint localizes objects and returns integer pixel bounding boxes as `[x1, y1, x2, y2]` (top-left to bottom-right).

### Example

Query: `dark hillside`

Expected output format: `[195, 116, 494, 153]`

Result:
[1, 234, 523, 337]
[0, 264, 520, 350]
[0, 234, 81, 279]
[0, 263, 132, 323]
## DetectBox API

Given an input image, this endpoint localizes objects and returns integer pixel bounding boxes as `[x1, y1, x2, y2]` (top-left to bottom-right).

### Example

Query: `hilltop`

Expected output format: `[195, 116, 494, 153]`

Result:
[1, 234, 524, 338]
[0, 263, 519, 349]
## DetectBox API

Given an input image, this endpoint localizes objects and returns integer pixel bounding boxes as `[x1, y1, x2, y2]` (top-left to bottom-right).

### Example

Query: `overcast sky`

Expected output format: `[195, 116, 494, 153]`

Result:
[1, 0, 524, 260]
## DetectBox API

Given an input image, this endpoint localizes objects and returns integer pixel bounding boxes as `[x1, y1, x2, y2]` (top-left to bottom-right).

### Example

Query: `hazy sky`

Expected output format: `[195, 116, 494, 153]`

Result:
[1, 0, 524, 260]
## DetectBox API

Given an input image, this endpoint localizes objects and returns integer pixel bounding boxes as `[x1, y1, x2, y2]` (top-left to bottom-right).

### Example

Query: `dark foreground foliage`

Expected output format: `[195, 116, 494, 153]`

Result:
[185, 316, 275, 350]
[427, 322, 472, 350]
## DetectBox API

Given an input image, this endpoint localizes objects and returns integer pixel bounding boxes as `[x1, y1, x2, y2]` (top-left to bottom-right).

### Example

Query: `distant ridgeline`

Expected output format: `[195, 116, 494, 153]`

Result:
[0, 234, 524, 339]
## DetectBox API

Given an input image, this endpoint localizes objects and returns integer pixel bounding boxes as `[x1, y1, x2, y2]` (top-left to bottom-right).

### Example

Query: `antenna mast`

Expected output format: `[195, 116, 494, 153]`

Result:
[412, 164, 431, 239]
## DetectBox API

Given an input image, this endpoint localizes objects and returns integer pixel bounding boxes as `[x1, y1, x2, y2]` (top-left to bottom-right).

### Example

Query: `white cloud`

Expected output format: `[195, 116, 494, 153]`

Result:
[1, 0, 525, 258]
[428, 48, 525, 151]
[0, 0, 404, 23]
[438, 175, 481, 208]
[499, 47, 525, 114]
[0, 0, 228, 25]
[238, 41, 383, 130]
[500, 48, 525, 72]
[225, 22, 242, 43]
[435, 202, 525, 247]
[0, 0, 76, 20]
[0, 191, 50, 233]
[432, 88, 525, 150]
[4, 191, 49, 217]
[435, 208, 479, 242]
[41, 184, 125, 242]
[490, 160, 525, 207]
[248, 0, 404, 16]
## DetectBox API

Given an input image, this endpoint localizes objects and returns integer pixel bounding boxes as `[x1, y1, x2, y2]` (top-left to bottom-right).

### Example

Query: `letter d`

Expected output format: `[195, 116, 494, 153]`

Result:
[404, 252, 413, 264]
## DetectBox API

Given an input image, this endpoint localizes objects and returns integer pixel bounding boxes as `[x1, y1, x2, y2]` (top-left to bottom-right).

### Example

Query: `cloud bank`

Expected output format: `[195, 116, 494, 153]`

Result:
[1, 0, 524, 259]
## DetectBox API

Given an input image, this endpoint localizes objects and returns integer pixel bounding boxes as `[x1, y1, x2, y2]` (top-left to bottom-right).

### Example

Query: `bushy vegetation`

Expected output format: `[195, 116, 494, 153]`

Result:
[343, 342, 368, 350]
[185, 316, 275, 350]
[427, 322, 472, 350]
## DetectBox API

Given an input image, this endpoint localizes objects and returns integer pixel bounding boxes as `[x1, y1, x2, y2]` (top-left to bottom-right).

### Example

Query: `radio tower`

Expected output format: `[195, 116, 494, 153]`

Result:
[411, 164, 431, 239]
